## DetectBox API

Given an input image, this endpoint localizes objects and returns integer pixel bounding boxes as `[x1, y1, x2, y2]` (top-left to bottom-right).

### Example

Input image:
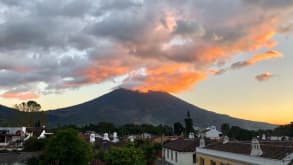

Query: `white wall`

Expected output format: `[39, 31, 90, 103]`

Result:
[178, 152, 195, 165]
[163, 148, 196, 165]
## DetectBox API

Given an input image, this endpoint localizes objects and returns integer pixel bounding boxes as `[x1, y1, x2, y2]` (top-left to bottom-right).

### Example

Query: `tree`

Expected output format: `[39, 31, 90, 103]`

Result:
[104, 146, 146, 165]
[133, 140, 159, 165]
[221, 123, 230, 136]
[184, 111, 194, 137]
[23, 137, 47, 151]
[15, 101, 41, 112]
[174, 122, 184, 136]
[13, 100, 46, 127]
[41, 129, 92, 165]
[228, 126, 257, 140]
[289, 122, 293, 137]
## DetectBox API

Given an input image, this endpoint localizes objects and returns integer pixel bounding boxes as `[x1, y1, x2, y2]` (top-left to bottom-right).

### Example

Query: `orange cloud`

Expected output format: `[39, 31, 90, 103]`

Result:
[247, 50, 283, 65]
[13, 66, 32, 73]
[75, 15, 283, 94]
[133, 64, 208, 93]
[255, 72, 273, 81]
[264, 40, 278, 49]
[231, 50, 283, 69]
[231, 16, 280, 52]
[1, 91, 39, 100]
[84, 65, 129, 83]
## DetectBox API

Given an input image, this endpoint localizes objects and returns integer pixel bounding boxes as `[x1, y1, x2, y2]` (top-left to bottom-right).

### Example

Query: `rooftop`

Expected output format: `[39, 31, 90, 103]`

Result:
[164, 138, 199, 152]
[205, 141, 293, 160]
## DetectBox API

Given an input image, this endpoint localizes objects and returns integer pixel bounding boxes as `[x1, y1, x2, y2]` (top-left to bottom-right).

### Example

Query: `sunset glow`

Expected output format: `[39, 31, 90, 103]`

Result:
[0, 0, 292, 125]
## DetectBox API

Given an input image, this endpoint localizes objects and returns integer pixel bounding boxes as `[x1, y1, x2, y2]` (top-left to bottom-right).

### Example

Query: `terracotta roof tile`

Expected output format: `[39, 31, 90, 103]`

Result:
[163, 138, 200, 152]
[205, 141, 293, 160]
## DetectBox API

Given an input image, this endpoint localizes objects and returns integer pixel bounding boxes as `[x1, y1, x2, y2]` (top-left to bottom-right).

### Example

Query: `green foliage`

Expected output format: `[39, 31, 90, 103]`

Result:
[81, 122, 115, 134]
[118, 124, 161, 135]
[221, 123, 230, 136]
[12, 101, 47, 127]
[41, 128, 92, 165]
[23, 137, 47, 151]
[133, 140, 160, 165]
[15, 101, 41, 112]
[273, 122, 293, 137]
[174, 122, 184, 136]
[78, 122, 174, 136]
[104, 146, 146, 165]
[228, 126, 257, 140]
[27, 157, 40, 165]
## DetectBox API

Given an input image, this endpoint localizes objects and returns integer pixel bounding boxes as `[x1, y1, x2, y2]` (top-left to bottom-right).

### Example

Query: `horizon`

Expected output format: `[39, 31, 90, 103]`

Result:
[0, 88, 286, 126]
[0, 0, 292, 125]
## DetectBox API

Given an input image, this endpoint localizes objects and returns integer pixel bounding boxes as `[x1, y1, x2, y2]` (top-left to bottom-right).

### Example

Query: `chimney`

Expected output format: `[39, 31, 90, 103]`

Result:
[223, 136, 229, 144]
[37, 130, 46, 139]
[112, 132, 119, 143]
[103, 133, 110, 141]
[250, 138, 263, 156]
[188, 132, 195, 139]
[129, 135, 135, 142]
[90, 133, 96, 144]
[199, 136, 205, 148]
[261, 134, 266, 140]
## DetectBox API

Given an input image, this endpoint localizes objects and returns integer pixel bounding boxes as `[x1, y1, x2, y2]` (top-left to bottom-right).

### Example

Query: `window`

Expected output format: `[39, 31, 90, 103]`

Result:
[175, 151, 178, 162]
[210, 160, 216, 165]
[0, 136, 5, 143]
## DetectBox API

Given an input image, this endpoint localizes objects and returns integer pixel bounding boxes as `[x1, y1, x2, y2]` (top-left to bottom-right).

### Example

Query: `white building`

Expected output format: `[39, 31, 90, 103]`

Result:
[0, 127, 26, 147]
[202, 126, 222, 140]
[112, 132, 119, 143]
[269, 136, 290, 141]
[163, 138, 199, 165]
[141, 133, 152, 139]
[196, 138, 293, 165]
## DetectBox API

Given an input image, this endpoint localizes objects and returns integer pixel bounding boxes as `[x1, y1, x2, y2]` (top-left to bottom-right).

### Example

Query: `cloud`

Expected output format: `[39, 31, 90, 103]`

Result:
[0, 0, 291, 99]
[173, 20, 206, 37]
[255, 72, 274, 81]
[121, 64, 208, 93]
[1, 91, 39, 100]
[231, 50, 283, 69]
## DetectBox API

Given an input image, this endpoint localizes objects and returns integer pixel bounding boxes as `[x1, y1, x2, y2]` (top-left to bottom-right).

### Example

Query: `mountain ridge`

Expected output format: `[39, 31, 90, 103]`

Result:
[0, 88, 275, 130]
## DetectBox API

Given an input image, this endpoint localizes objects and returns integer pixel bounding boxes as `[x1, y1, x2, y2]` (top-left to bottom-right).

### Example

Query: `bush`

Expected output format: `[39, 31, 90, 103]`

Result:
[23, 137, 47, 151]
[41, 128, 92, 165]
[104, 146, 146, 165]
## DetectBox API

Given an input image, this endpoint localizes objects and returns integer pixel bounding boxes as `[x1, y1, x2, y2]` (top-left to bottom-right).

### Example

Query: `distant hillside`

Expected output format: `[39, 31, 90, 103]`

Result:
[47, 88, 275, 130]
[0, 105, 18, 124]
[0, 89, 276, 130]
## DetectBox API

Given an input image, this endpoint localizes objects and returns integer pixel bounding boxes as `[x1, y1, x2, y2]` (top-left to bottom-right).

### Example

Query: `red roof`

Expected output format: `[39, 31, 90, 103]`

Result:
[205, 141, 293, 160]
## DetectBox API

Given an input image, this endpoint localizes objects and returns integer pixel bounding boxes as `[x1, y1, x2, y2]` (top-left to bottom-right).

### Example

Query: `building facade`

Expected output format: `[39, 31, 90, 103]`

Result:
[202, 126, 222, 140]
[196, 139, 293, 165]
[163, 138, 199, 165]
[0, 127, 25, 147]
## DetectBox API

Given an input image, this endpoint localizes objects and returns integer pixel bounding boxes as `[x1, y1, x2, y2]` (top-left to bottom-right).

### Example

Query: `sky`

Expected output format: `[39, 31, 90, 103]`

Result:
[0, 0, 292, 125]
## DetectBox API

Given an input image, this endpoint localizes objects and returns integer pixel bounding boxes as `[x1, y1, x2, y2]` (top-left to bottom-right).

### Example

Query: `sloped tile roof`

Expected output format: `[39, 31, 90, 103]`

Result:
[163, 138, 200, 152]
[205, 141, 293, 160]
